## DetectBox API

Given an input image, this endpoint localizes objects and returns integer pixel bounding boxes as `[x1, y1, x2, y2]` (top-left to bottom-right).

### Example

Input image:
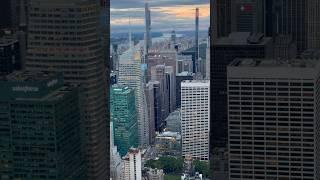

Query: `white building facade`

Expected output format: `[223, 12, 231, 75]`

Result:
[120, 148, 142, 180]
[181, 80, 210, 161]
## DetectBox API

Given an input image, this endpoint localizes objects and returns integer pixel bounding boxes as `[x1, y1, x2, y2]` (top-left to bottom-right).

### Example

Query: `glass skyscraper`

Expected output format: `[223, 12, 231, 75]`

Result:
[111, 85, 138, 156]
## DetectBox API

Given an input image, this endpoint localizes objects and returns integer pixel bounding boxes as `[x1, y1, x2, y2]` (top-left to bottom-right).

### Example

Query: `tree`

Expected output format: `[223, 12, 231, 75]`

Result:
[194, 160, 209, 178]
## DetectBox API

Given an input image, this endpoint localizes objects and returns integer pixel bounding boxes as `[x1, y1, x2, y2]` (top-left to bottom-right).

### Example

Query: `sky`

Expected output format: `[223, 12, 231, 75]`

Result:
[110, 0, 210, 33]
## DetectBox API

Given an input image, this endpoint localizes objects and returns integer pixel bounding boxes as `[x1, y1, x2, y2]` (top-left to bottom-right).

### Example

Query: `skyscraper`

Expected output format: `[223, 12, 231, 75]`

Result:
[181, 80, 210, 161]
[195, 8, 199, 73]
[151, 65, 170, 122]
[211, 32, 273, 149]
[273, 0, 308, 53]
[165, 66, 176, 113]
[212, 0, 232, 39]
[119, 45, 149, 146]
[145, 81, 156, 144]
[228, 58, 320, 179]
[111, 85, 138, 157]
[26, 0, 109, 179]
[145, 2, 152, 54]
[0, 71, 85, 180]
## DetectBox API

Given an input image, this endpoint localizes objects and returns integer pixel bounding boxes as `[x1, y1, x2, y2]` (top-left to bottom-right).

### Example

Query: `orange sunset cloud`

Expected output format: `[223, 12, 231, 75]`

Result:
[152, 4, 209, 19]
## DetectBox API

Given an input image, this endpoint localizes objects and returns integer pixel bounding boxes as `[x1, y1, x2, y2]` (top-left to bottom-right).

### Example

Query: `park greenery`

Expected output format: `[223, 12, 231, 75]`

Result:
[145, 156, 209, 178]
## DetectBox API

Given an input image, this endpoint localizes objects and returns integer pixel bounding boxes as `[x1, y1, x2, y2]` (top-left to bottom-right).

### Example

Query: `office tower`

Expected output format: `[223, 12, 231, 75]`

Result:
[145, 2, 152, 53]
[0, 30, 21, 76]
[146, 168, 165, 180]
[165, 66, 176, 112]
[212, 0, 232, 39]
[121, 148, 142, 180]
[145, 82, 156, 144]
[206, 36, 210, 79]
[195, 8, 199, 73]
[0, 71, 85, 180]
[177, 55, 193, 74]
[227, 58, 320, 179]
[211, 32, 273, 149]
[110, 122, 122, 180]
[147, 51, 177, 81]
[111, 85, 138, 157]
[176, 72, 193, 108]
[170, 30, 176, 49]
[151, 65, 170, 121]
[119, 46, 149, 146]
[148, 80, 163, 132]
[181, 80, 210, 161]
[272, 0, 307, 53]
[230, 0, 265, 33]
[26, 0, 109, 178]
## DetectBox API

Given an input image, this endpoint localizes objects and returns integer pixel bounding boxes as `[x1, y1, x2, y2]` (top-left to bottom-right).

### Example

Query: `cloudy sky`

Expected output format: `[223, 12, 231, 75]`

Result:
[111, 0, 210, 33]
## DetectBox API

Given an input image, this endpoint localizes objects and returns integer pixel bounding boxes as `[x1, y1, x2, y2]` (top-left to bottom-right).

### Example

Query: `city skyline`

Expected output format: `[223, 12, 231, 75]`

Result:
[111, 0, 210, 33]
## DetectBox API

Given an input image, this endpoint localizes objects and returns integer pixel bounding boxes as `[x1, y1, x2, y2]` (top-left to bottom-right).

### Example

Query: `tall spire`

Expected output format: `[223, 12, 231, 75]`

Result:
[128, 17, 135, 59]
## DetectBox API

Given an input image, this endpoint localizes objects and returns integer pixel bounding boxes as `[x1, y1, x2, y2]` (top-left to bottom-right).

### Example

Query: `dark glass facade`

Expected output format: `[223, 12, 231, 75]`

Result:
[0, 71, 85, 180]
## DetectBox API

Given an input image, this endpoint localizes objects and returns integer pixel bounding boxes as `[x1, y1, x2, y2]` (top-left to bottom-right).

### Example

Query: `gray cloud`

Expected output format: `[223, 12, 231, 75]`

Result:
[111, 0, 209, 9]
[111, 0, 210, 33]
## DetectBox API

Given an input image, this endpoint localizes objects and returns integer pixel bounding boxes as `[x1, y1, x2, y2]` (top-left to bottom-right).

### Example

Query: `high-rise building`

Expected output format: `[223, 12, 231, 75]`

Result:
[145, 81, 156, 144]
[181, 80, 210, 161]
[212, 0, 232, 39]
[228, 58, 320, 179]
[120, 148, 142, 180]
[195, 8, 199, 73]
[145, 2, 152, 53]
[111, 85, 138, 157]
[176, 55, 193, 74]
[211, 32, 273, 149]
[0, 71, 85, 180]
[230, 0, 265, 33]
[148, 80, 163, 132]
[147, 51, 177, 81]
[165, 66, 176, 113]
[151, 65, 170, 121]
[26, 0, 109, 178]
[272, 0, 307, 53]
[206, 36, 210, 79]
[176, 72, 193, 108]
[119, 45, 149, 146]
[0, 30, 21, 76]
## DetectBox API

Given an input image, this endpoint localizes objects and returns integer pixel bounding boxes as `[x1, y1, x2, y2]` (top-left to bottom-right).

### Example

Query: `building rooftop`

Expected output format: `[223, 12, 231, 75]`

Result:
[229, 58, 320, 68]
[177, 71, 193, 76]
[228, 58, 320, 79]
[301, 49, 320, 59]
[181, 80, 209, 84]
[157, 131, 181, 139]
[214, 32, 272, 45]
[111, 85, 133, 94]
[6, 71, 59, 82]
